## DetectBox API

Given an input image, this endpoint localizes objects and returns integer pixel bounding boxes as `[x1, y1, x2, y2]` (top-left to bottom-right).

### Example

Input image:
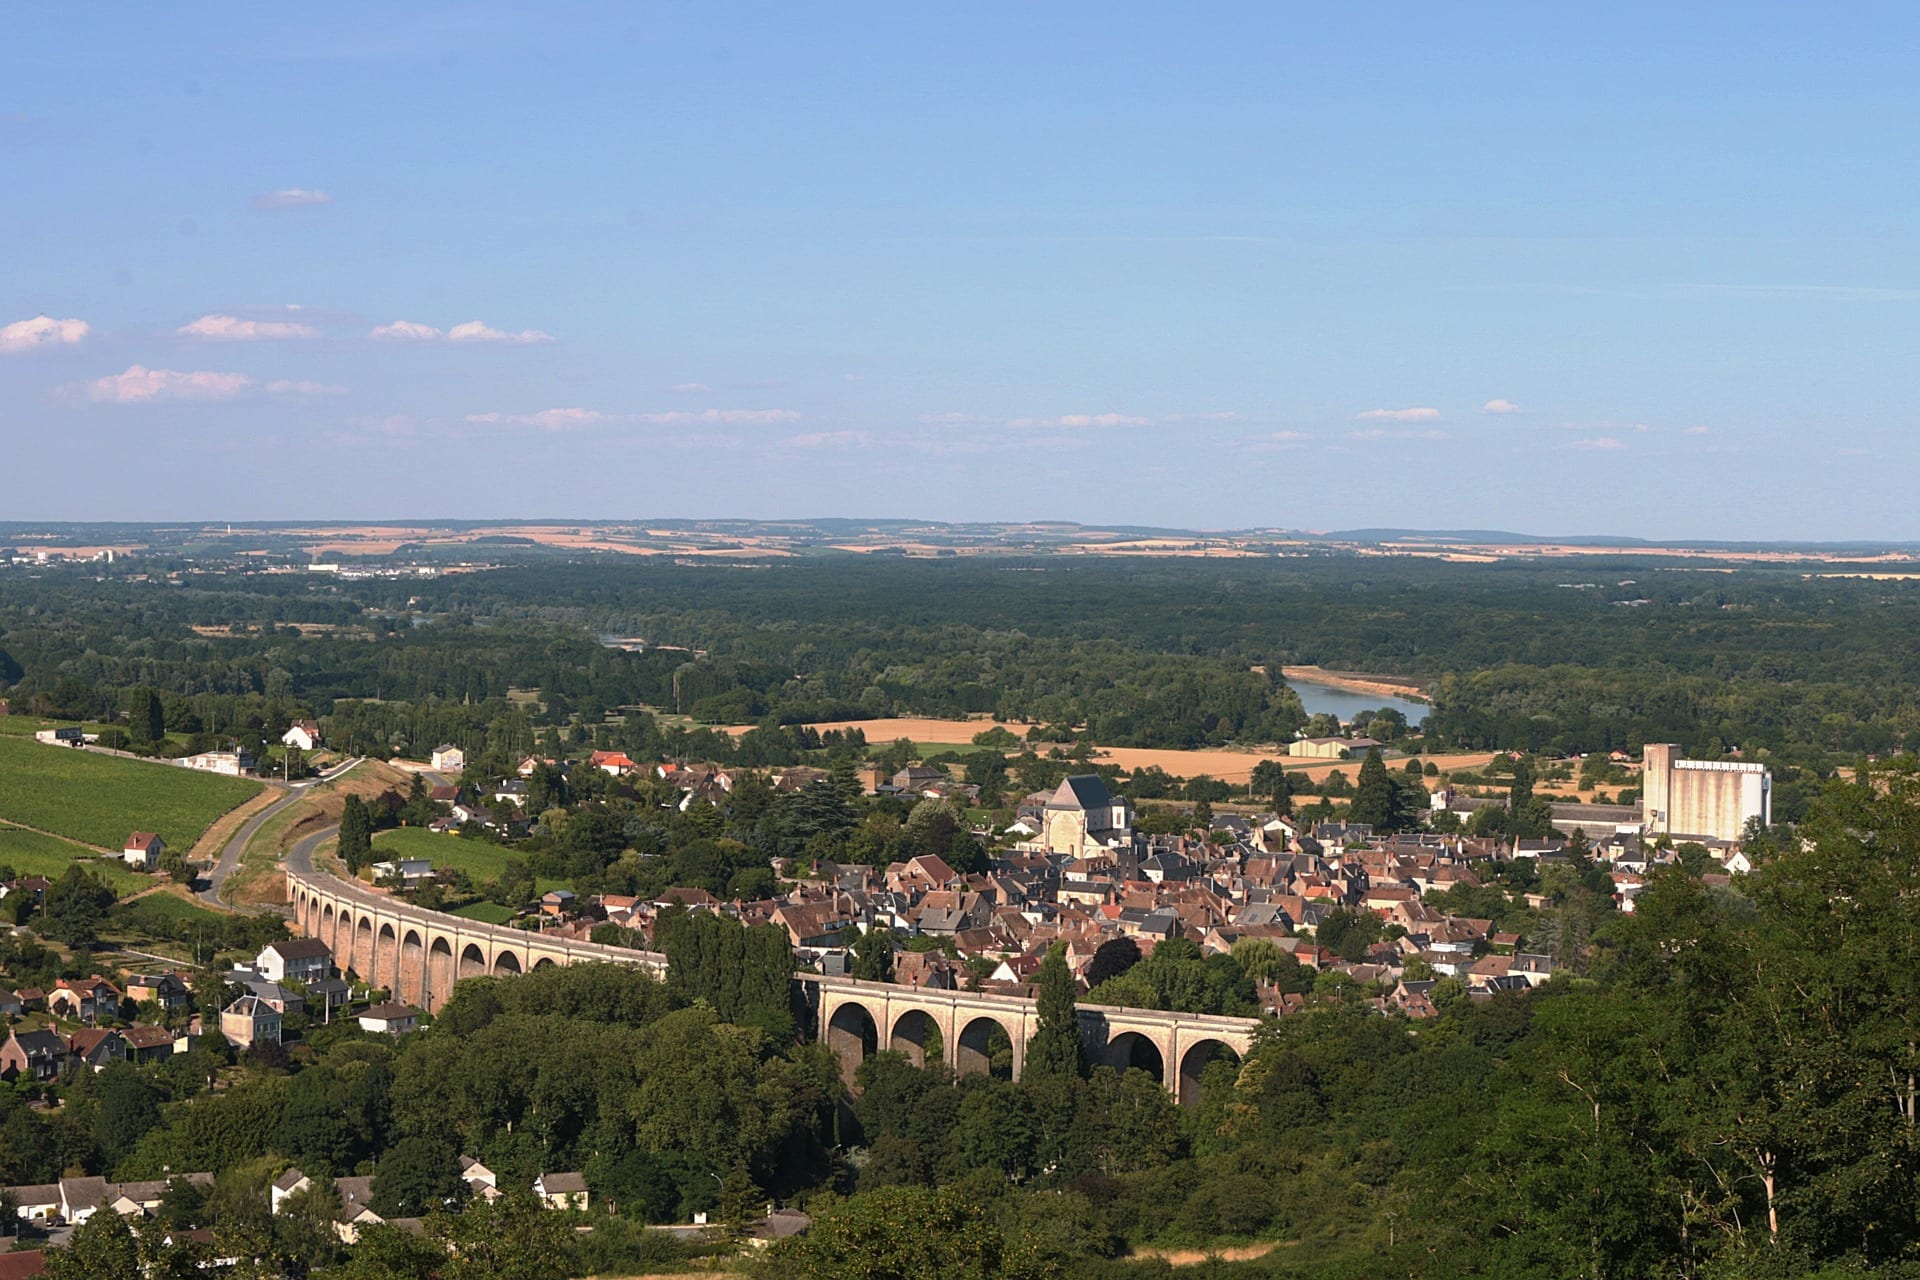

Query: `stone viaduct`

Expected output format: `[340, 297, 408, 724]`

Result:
[287, 868, 1259, 1104]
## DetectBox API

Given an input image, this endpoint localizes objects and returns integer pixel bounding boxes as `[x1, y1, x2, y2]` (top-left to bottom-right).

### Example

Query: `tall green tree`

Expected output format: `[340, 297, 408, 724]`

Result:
[1346, 747, 1395, 829]
[851, 925, 895, 983]
[126, 686, 164, 747]
[1023, 945, 1083, 1081]
[338, 794, 373, 873]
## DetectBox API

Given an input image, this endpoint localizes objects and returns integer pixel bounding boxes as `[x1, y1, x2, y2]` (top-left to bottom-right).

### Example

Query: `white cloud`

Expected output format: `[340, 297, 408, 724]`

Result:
[1570, 436, 1626, 451]
[783, 430, 872, 448]
[252, 188, 332, 210]
[1357, 406, 1442, 422]
[637, 408, 798, 425]
[86, 365, 251, 404]
[467, 406, 799, 431]
[1165, 410, 1242, 423]
[918, 412, 995, 426]
[841, 372, 866, 383]
[1, 315, 90, 353]
[1683, 425, 1712, 435]
[1482, 398, 1523, 415]
[178, 313, 320, 341]
[266, 379, 347, 397]
[369, 320, 443, 342]
[1270, 431, 1311, 442]
[1349, 427, 1449, 442]
[670, 382, 712, 394]
[1008, 412, 1151, 428]
[447, 320, 554, 345]
[467, 408, 608, 430]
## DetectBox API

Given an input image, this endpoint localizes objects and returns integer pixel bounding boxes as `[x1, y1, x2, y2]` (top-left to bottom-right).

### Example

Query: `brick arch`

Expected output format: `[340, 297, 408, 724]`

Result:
[427, 937, 455, 1008]
[954, 1013, 1017, 1080]
[352, 917, 376, 981]
[889, 1008, 945, 1067]
[1177, 1038, 1242, 1109]
[399, 929, 426, 1008]
[458, 942, 488, 981]
[376, 922, 400, 992]
[826, 1000, 879, 1086]
[492, 950, 522, 976]
[1107, 1031, 1165, 1082]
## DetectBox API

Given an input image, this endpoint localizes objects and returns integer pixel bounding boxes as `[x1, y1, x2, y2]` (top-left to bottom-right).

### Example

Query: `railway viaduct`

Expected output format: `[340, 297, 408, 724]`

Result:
[287, 869, 1259, 1104]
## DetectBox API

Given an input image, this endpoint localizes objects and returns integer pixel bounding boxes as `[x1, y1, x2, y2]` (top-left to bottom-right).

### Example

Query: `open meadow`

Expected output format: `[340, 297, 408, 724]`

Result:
[0, 824, 148, 891]
[0, 735, 261, 851]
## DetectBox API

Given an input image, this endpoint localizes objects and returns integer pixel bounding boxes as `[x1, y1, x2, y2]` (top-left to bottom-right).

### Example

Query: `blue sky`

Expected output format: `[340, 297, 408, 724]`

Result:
[3, 4, 1916, 538]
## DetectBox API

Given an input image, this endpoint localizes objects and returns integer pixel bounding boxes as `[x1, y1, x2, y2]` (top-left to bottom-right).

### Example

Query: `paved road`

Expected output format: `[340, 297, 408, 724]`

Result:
[200, 757, 363, 907]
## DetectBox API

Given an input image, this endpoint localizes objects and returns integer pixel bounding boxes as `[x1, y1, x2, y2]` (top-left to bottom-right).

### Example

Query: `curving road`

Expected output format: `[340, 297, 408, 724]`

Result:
[201, 757, 363, 908]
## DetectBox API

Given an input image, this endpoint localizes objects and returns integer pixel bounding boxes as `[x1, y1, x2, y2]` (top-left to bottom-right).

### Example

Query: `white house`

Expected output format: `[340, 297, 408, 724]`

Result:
[255, 938, 334, 985]
[370, 858, 434, 885]
[122, 832, 164, 870]
[357, 1002, 422, 1035]
[430, 744, 465, 772]
[533, 1172, 590, 1211]
[282, 720, 323, 751]
[179, 749, 254, 777]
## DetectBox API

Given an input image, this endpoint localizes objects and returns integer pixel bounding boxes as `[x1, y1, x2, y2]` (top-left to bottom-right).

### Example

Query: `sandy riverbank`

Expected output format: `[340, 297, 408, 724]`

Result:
[1279, 665, 1429, 702]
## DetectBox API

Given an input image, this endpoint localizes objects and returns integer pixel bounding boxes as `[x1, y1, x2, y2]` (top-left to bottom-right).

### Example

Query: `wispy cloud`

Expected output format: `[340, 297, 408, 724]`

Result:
[0, 315, 89, 353]
[1482, 398, 1523, 415]
[252, 188, 332, 211]
[782, 430, 872, 449]
[266, 379, 347, 397]
[448, 319, 554, 345]
[1357, 406, 1442, 422]
[87, 365, 251, 404]
[467, 406, 800, 430]
[1675, 283, 1920, 303]
[1683, 425, 1712, 436]
[670, 382, 712, 394]
[1349, 427, 1450, 441]
[1164, 410, 1242, 423]
[1007, 412, 1152, 428]
[178, 313, 319, 341]
[368, 319, 554, 344]
[1570, 436, 1626, 451]
[841, 373, 866, 383]
[918, 412, 995, 426]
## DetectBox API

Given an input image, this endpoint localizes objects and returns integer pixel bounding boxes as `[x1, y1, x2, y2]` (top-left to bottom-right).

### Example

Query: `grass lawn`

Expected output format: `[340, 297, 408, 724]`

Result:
[0, 734, 262, 851]
[449, 901, 515, 925]
[0, 824, 149, 891]
[371, 827, 566, 893]
[116, 890, 227, 929]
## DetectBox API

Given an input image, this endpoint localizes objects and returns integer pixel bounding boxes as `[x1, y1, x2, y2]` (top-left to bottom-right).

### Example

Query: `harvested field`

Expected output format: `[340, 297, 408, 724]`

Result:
[723, 716, 1036, 744]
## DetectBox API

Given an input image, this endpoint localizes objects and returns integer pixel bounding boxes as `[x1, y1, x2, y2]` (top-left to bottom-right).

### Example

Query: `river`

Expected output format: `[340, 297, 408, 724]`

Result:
[1286, 676, 1430, 726]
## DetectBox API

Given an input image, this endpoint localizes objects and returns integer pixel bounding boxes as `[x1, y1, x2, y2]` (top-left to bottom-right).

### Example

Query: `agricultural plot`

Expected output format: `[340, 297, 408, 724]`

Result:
[0, 735, 261, 851]
[0, 824, 147, 892]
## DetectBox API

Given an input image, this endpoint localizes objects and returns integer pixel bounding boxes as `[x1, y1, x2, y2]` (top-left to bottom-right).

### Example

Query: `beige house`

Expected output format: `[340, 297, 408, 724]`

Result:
[533, 1171, 589, 1211]
[430, 744, 465, 772]
[1039, 775, 1133, 856]
[220, 995, 281, 1048]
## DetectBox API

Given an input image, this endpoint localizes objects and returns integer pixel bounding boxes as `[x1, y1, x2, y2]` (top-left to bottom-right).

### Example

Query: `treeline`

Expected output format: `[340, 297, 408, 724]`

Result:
[9, 555, 1920, 761]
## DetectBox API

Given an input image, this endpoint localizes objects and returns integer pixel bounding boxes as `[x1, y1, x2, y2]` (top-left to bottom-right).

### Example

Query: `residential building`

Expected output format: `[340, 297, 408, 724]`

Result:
[220, 995, 282, 1048]
[282, 720, 323, 751]
[358, 1002, 422, 1035]
[256, 938, 335, 984]
[533, 1172, 590, 1211]
[430, 744, 465, 772]
[122, 832, 164, 870]
[0, 1030, 67, 1081]
[49, 976, 121, 1024]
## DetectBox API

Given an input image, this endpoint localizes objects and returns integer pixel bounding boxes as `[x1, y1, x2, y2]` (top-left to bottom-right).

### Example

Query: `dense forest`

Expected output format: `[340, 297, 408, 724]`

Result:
[4, 554, 1920, 769]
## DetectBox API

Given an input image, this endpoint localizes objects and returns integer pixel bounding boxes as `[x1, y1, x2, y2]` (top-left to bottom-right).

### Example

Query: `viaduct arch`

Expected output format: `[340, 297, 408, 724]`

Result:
[286, 868, 1258, 1100]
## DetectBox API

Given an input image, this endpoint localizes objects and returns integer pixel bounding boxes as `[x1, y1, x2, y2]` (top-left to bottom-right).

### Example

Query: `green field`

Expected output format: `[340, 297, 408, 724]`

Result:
[0, 735, 262, 851]
[0, 824, 148, 891]
[372, 827, 565, 892]
[449, 901, 515, 925]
